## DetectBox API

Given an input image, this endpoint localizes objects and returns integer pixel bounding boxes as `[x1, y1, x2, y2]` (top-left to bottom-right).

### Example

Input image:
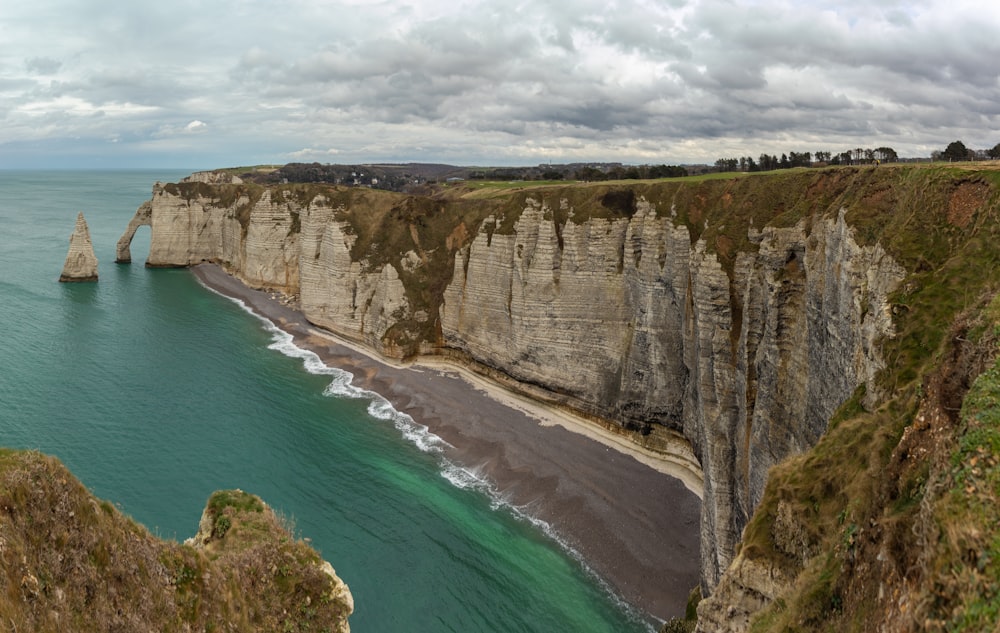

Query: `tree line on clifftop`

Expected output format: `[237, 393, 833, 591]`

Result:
[241, 140, 1000, 193]
[713, 140, 1000, 173]
[239, 161, 690, 192]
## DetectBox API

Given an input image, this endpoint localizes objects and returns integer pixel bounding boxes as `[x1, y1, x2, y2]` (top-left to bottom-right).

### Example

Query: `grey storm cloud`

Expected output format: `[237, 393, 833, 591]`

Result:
[1, 0, 999, 168]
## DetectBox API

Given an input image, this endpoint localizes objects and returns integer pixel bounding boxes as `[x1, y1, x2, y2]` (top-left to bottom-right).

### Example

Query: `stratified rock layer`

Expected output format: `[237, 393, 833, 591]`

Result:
[59, 212, 99, 282]
[441, 201, 904, 588]
[116, 170, 906, 597]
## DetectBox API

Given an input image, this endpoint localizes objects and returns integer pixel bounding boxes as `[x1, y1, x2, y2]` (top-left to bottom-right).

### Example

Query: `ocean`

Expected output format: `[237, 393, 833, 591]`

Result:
[0, 170, 653, 632]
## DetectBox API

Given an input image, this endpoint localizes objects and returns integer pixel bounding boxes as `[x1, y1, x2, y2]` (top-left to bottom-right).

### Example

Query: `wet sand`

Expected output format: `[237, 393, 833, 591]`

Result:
[191, 263, 701, 623]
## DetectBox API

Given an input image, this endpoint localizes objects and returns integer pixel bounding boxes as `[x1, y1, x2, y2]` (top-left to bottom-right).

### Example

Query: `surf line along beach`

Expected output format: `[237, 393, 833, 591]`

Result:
[191, 262, 702, 622]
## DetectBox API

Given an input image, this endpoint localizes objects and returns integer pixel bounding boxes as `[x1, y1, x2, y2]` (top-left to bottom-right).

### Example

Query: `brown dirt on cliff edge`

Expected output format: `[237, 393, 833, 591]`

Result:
[948, 180, 990, 229]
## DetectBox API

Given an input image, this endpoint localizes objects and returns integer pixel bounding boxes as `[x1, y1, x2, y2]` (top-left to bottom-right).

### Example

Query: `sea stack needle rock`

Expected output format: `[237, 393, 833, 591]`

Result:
[59, 212, 99, 282]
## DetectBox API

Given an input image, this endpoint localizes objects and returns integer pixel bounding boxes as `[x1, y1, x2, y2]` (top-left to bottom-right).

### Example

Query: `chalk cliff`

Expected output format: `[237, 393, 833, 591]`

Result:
[439, 196, 904, 589]
[118, 166, 1000, 630]
[59, 211, 99, 282]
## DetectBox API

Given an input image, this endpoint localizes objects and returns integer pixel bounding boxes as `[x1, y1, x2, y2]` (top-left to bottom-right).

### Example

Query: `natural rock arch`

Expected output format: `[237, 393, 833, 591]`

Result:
[115, 200, 152, 264]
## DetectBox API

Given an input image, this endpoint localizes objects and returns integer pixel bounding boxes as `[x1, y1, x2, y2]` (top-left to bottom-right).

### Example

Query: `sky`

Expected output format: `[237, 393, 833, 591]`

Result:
[2, 0, 1000, 169]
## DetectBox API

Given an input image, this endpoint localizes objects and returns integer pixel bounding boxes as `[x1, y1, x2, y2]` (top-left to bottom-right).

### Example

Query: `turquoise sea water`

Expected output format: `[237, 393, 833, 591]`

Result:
[0, 170, 651, 632]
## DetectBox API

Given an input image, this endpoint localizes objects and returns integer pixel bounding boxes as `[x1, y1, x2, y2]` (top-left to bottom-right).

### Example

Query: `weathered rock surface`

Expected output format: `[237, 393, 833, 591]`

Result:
[695, 550, 794, 633]
[442, 200, 905, 589]
[59, 212, 99, 282]
[115, 200, 151, 263]
[116, 171, 906, 600]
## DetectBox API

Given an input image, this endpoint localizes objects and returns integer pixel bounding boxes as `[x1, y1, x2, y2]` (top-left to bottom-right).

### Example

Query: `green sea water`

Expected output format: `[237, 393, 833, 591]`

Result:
[0, 170, 652, 632]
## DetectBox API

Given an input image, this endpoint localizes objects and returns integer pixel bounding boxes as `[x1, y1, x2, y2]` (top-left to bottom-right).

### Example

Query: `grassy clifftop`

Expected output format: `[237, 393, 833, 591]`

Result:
[0, 450, 352, 632]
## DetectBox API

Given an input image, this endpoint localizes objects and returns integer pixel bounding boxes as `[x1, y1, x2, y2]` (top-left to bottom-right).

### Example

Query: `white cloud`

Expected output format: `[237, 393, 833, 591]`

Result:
[15, 96, 158, 118]
[1, 0, 1000, 167]
[287, 147, 342, 159]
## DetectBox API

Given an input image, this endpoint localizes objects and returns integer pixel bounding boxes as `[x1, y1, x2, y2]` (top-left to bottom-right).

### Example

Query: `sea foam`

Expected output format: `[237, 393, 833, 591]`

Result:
[225, 296, 450, 456]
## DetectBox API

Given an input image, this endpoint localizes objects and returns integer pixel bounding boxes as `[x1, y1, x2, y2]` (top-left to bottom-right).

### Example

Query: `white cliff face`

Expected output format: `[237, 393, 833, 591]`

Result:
[124, 183, 415, 352]
[440, 196, 905, 590]
[442, 198, 637, 416]
[144, 184, 247, 271]
[298, 198, 411, 350]
[118, 177, 905, 600]
[242, 189, 300, 290]
[59, 212, 99, 282]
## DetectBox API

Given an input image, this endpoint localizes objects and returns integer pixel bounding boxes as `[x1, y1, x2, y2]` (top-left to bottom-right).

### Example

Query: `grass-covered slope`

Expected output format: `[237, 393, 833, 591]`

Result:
[0, 450, 352, 632]
[688, 164, 1000, 632]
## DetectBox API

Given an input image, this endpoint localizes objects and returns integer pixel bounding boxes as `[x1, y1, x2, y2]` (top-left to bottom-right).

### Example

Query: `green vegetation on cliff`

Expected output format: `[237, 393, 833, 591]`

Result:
[0, 450, 352, 632]
[713, 165, 1000, 632]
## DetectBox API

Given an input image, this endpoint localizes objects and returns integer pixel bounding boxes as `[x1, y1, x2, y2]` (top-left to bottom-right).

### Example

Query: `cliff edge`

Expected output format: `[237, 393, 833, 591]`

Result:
[117, 164, 1000, 631]
[0, 449, 353, 632]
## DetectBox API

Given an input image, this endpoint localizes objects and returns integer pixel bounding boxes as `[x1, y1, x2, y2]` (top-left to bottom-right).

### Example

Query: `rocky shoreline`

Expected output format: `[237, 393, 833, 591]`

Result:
[191, 262, 702, 623]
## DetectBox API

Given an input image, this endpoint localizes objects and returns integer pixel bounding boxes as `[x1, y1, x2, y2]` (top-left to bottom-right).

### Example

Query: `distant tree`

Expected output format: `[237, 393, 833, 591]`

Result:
[874, 147, 898, 163]
[646, 164, 686, 178]
[575, 166, 606, 181]
[988, 143, 1000, 159]
[814, 151, 831, 163]
[745, 156, 757, 172]
[788, 151, 811, 168]
[942, 140, 971, 162]
[759, 153, 778, 171]
[647, 164, 669, 178]
[714, 158, 739, 172]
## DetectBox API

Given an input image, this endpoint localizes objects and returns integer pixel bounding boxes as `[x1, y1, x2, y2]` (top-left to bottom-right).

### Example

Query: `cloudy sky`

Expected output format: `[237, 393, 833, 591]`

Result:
[2, 0, 999, 168]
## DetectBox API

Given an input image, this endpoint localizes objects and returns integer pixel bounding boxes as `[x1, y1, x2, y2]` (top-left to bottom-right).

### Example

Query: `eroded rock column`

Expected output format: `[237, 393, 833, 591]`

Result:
[59, 212, 99, 282]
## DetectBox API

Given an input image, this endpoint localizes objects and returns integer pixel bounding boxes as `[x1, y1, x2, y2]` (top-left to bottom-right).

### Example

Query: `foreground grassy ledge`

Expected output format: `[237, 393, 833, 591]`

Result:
[0, 450, 353, 632]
